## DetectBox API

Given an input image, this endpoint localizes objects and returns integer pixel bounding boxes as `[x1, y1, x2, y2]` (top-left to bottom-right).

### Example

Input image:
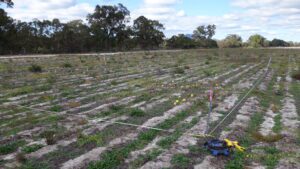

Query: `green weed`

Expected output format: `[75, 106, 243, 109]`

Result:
[272, 114, 282, 133]
[174, 67, 185, 74]
[77, 133, 104, 147]
[225, 151, 245, 169]
[0, 140, 26, 155]
[22, 144, 44, 153]
[130, 108, 145, 117]
[49, 105, 63, 112]
[28, 64, 42, 73]
[171, 154, 190, 169]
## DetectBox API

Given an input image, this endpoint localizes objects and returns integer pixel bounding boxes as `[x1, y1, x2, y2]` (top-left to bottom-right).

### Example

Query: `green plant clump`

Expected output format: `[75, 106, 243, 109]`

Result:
[63, 63, 72, 68]
[130, 108, 145, 117]
[22, 144, 44, 153]
[174, 67, 185, 74]
[0, 140, 26, 155]
[28, 64, 42, 73]
[171, 154, 191, 169]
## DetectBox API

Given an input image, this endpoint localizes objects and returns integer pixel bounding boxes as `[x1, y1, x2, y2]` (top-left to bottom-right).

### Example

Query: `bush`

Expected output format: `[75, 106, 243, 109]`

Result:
[28, 64, 42, 73]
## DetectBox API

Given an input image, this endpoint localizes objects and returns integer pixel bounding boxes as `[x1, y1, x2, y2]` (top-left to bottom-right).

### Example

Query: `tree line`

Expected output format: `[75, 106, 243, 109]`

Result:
[217, 34, 292, 48]
[0, 1, 296, 55]
[0, 3, 169, 54]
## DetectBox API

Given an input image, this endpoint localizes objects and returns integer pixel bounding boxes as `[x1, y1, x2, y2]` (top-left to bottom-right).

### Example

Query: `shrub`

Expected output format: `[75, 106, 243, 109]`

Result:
[28, 64, 42, 73]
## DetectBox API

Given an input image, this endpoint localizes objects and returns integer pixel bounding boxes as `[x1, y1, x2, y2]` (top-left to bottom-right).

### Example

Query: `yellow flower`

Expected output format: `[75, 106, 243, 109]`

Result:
[190, 94, 194, 97]
[176, 100, 179, 103]
[182, 99, 186, 102]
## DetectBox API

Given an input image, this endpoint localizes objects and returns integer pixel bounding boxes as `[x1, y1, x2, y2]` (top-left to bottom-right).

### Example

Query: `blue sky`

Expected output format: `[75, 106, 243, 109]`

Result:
[2, 0, 300, 42]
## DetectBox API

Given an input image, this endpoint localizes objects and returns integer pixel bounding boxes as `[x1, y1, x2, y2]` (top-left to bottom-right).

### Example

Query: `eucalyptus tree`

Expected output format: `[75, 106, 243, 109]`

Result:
[133, 16, 165, 49]
[87, 3, 130, 51]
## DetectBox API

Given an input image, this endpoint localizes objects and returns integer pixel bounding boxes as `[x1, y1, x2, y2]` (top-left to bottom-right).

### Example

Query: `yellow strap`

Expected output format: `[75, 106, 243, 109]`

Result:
[224, 139, 246, 152]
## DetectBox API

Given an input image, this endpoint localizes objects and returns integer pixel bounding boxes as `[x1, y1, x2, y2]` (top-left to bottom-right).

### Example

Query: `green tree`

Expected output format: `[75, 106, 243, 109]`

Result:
[166, 34, 196, 49]
[247, 34, 266, 48]
[0, 0, 13, 7]
[192, 24, 216, 40]
[270, 38, 289, 47]
[56, 20, 91, 53]
[192, 25, 217, 48]
[87, 3, 130, 51]
[133, 16, 165, 49]
[116, 26, 134, 50]
[0, 8, 15, 54]
[219, 34, 243, 48]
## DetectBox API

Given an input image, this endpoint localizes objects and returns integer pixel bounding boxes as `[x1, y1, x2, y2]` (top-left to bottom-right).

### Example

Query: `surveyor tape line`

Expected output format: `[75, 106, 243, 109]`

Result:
[9, 103, 213, 138]
[112, 121, 214, 138]
[209, 57, 272, 135]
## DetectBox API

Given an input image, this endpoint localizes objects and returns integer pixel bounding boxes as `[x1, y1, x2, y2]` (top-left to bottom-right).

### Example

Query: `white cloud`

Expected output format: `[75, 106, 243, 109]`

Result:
[143, 0, 179, 6]
[5, 0, 94, 22]
[4, 0, 300, 41]
[132, 0, 300, 41]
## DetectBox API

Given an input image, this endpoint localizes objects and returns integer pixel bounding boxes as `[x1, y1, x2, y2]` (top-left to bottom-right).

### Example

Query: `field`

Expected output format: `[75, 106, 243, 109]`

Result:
[0, 49, 299, 169]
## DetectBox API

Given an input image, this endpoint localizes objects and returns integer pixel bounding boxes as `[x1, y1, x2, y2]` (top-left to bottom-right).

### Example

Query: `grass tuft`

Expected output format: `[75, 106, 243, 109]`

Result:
[129, 108, 145, 117]
[28, 64, 42, 73]
[251, 132, 283, 143]
[0, 140, 26, 155]
[171, 154, 190, 169]
[22, 144, 44, 154]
